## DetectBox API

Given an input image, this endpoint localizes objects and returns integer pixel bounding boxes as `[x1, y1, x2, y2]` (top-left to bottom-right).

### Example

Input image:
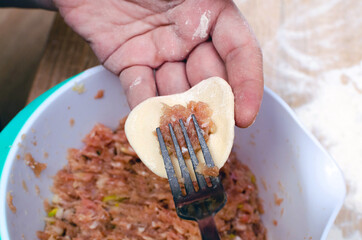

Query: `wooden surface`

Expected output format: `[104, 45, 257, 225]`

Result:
[2, 0, 361, 239]
[0, 9, 54, 129]
[27, 14, 99, 103]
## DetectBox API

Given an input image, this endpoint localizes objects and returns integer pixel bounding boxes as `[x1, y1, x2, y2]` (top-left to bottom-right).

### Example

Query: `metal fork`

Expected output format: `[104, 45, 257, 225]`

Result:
[156, 114, 227, 240]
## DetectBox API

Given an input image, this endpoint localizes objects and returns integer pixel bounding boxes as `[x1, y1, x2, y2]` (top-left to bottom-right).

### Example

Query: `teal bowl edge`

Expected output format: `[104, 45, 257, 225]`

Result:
[0, 72, 83, 240]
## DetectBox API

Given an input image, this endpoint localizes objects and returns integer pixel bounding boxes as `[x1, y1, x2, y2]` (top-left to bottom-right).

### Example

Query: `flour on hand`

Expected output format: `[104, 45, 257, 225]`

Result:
[192, 10, 211, 40]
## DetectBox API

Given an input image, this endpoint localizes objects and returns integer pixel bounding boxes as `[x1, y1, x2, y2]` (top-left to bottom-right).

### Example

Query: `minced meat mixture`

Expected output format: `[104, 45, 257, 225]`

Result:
[7, 192, 16, 213]
[24, 153, 47, 177]
[196, 162, 219, 177]
[159, 101, 216, 159]
[37, 117, 266, 240]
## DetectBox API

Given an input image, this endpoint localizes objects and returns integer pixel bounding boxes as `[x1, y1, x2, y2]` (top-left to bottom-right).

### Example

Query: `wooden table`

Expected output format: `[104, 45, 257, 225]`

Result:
[26, 14, 99, 103]
[26, 1, 362, 239]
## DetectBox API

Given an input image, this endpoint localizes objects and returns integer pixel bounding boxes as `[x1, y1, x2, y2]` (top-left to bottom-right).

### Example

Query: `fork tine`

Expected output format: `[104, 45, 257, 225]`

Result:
[156, 128, 182, 199]
[168, 123, 195, 194]
[191, 114, 220, 186]
[179, 119, 207, 190]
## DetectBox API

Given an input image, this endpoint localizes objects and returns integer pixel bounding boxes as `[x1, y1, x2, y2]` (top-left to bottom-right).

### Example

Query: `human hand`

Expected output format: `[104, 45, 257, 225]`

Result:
[54, 0, 263, 128]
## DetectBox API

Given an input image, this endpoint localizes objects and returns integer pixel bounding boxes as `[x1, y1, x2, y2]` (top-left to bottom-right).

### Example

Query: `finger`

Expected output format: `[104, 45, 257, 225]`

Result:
[155, 62, 190, 95]
[119, 65, 157, 109]
[186, 42, 227, 86]
[211, 3, 264, 128]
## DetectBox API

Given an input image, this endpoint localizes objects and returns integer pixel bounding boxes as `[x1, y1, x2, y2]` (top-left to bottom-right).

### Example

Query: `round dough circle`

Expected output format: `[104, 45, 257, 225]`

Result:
[125, 77, 235, 178]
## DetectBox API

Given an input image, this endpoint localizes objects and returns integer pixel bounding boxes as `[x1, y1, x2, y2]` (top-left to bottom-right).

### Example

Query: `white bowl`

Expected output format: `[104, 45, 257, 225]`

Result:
[0, 66, 346, 240]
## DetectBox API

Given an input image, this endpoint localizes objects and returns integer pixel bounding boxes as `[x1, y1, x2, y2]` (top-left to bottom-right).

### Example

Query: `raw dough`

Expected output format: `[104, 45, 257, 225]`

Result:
[125, 77, 235, 178]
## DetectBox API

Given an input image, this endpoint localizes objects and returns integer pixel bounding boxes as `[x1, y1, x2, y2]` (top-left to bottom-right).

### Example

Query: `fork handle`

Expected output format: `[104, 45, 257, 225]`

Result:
[197, 216, 221, 240]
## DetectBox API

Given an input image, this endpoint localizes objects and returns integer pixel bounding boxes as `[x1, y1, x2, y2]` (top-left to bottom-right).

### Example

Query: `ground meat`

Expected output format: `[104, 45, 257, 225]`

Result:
[273, 220, 278, 226]
[37, 117, 266, 240]
[69, 118, 75, 127]
[22, 180, 29, 192]
[24, 153, 47, 177]
[274, 193, 284, 206]
[7, 192, 16, 213]
[196, 162, 219, 177]
[159, 101, 216, 159]
[94, 90, 104, 99]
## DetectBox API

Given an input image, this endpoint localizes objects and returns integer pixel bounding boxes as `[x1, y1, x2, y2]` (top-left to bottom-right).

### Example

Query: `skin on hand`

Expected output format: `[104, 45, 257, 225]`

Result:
[53, 0, 263, 128]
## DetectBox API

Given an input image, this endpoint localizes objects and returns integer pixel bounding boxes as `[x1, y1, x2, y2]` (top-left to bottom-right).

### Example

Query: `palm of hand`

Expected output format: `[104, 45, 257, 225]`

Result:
[54, 0, 263, 128]
[55, 0, 220, 72]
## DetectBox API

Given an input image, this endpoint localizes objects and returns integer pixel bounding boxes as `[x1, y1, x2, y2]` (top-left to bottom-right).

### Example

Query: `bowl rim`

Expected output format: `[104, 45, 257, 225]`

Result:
[0, 66, 104, 240]
[0, 65, 346, 240]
